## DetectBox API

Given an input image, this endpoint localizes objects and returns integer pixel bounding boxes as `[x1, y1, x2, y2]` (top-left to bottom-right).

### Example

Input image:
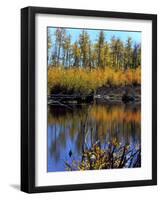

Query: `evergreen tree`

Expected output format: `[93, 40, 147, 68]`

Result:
[79, 30, 90, 67]
[72, 41, 81, 67]
[124, 37, 133, 69]
[49, 28, 141, 70]
[132, 43, 141, 68]
[97, 30, 105, 68]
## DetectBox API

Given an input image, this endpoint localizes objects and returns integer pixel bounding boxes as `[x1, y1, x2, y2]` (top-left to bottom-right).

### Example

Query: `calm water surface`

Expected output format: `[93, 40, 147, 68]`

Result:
[47, 103, 141, 172]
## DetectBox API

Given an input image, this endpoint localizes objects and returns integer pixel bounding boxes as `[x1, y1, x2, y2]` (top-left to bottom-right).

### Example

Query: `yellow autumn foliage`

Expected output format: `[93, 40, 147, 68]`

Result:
[48, 67, 141, 94]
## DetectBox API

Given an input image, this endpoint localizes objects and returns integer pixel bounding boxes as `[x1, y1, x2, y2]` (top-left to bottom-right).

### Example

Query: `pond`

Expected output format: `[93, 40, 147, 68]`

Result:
[47, 103, 141, 172]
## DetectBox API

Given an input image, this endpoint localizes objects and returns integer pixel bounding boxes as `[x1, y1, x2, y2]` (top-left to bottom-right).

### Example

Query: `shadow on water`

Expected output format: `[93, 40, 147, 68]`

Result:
[47, 102, 141, 172]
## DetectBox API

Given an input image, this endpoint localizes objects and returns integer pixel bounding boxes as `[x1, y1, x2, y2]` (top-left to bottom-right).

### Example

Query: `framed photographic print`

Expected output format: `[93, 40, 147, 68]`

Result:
[21, 6, 157, 193]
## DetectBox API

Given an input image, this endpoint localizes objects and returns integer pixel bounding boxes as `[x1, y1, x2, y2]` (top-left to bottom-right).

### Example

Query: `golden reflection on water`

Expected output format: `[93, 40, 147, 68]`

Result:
[48, 103, 141, 143]
[47, 103, 141, 172]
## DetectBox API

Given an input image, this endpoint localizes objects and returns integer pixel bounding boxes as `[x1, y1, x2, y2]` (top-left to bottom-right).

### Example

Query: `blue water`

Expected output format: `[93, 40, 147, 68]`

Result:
[47, 103, 141, 172]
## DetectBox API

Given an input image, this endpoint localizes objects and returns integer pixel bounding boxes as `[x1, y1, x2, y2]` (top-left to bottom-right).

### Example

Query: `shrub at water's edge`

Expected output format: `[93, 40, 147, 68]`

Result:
[48, 67, 141, 95]
[65, 139, 141, 171]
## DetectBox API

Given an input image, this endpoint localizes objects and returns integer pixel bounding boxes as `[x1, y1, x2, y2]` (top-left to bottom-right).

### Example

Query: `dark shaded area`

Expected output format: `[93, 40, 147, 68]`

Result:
[48, 85, 141, 105]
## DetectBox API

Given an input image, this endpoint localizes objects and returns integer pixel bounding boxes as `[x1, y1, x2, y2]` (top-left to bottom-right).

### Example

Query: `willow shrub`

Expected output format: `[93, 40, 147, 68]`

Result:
[48, 67, 141, 95]
[65, 138, 141, 170]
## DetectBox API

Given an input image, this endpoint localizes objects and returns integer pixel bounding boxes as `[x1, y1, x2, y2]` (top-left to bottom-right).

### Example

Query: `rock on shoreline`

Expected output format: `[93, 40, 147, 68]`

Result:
[95, 85, 141, 103]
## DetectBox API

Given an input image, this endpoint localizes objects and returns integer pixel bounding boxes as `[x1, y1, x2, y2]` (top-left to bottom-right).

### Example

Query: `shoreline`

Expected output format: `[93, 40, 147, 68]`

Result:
[95, 85, 141, 104]
[48, 85, 141, 105]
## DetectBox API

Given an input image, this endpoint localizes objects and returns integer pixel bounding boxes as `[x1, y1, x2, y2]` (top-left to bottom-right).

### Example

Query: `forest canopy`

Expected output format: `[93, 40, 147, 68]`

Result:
[48, 28, 141, 70]
[47, 28, 141, 95]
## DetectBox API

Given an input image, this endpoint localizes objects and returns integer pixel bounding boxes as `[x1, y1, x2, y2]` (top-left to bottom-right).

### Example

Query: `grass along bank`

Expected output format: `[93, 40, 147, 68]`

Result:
[48, 67, 141, 95]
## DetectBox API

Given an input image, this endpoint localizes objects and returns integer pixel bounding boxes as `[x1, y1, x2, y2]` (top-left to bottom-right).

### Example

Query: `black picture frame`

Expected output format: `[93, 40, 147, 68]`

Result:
[21, 6, 157, 193]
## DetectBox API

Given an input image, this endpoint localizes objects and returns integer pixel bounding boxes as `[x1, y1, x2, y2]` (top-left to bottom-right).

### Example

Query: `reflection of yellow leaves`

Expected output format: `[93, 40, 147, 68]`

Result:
[90, 105, 141, 124]
[112, 137, 117, 146]
[48, 104, 141, 141]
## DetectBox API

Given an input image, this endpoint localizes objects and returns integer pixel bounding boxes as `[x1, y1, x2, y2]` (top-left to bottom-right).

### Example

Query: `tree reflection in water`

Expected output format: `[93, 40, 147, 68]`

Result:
[47, 103, 141, 172]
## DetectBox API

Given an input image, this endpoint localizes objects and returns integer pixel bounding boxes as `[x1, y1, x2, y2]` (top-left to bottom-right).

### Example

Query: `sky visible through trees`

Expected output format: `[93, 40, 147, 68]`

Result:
[48, 27, 141, 70]
[47, 27, 141, 172]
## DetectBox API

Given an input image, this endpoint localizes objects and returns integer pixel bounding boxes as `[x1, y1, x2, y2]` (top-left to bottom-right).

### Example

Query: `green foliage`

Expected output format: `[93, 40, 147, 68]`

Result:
[48, 28, 141, 70]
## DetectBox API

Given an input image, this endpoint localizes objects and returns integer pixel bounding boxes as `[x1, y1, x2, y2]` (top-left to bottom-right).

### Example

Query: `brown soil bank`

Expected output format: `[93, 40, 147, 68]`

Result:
[95, 85, 141, 104]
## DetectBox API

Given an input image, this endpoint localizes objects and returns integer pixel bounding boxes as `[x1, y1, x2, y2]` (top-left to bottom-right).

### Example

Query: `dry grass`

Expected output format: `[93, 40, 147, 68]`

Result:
[48, 67, 141, 95]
